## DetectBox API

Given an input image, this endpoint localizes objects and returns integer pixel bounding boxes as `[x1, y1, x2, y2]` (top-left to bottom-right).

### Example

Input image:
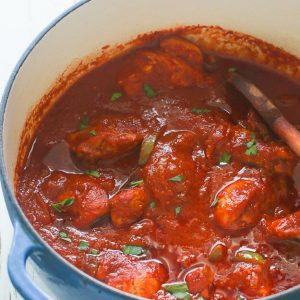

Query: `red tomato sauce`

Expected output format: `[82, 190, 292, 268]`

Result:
[16, 33, 300, 300]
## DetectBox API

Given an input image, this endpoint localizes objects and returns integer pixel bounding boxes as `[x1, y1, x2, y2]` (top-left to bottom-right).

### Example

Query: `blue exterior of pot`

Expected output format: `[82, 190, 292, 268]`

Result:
[0, 1, 299, 299]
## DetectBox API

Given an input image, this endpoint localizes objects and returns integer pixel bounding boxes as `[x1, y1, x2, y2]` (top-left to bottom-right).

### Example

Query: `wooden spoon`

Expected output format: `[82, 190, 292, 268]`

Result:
[228, 71, 300, 156]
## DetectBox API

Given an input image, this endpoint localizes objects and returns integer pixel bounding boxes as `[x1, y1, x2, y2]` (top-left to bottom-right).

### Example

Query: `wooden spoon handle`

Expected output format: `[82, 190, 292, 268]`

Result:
[228, 71, 300, 156]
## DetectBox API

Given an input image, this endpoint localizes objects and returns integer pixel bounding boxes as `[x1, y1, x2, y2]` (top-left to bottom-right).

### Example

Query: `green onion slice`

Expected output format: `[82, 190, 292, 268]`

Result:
[139, 134, 157, 166]
[234, 250, 265, 264]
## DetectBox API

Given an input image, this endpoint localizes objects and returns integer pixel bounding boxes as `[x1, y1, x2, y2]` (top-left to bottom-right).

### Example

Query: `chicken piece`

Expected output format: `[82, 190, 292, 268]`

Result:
[143, 131, 198, 206]
[216, 262, 271, 297]
[96, 250, 168, 298]
[223, 127, 297, 176]
[213, 170, 277, 230]
[160, 37, 203, 66]
[118, 50, 203, 97]
[110, 185, 148, 228]
[67, 127, 143, 162]
[267, 211, 300, 240]
[52, 174, 109, 229]
[185, 264, 214, 295]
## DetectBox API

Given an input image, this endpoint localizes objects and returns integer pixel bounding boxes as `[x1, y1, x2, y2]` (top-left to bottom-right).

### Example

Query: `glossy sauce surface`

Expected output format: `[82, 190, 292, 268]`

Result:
[16, 35, 300, 300]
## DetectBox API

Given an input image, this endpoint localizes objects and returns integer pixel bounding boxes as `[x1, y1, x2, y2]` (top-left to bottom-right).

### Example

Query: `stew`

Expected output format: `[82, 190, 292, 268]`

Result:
[16, 32, 300, 300]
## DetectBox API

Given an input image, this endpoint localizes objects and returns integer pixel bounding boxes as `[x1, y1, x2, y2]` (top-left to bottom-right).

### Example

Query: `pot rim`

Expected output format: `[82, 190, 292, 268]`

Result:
[0, 0, 299, 299]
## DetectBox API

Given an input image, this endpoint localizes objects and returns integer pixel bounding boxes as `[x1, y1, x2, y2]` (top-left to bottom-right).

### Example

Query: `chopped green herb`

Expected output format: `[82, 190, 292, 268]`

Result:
[191, 108, 211, 114]
[237, 295, 247, 300]
[149, 201, 156, 209]
[169, 175, 184, 182]
[246, 132, 256, 148]
[228, 67, 238, 73]
[51, 197, 75, 213]
[89, 129, 97, 136]
[79, 115, 89, 131]
[90, 249, 99, 255]
[245, 144, 257, 156]
[85, 170, 101, 178]
[235, 250, 265, 264]
[143, 84, 156, 98]
[59, 231, 72, 243]
[163, 283, 190, 299]
[122, 245, 144, 256]
[175, 206, 181, 216]
[78, 240, 89, 251]
[245, 132, 257, 156]
[111, 91, 123, 101]
[210, 197, 219, 208]
[219, 152, 231, 165]
[172, 292, 191, 300]
[198, 297, 205, 300]
[128, 179, 144, 188]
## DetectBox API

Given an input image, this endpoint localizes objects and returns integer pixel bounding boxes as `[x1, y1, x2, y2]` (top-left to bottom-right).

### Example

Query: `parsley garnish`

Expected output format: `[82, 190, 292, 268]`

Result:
[245, 132, 258, 156]
[175, 206, 181, 216]
[78, 240, 89, 251]
[169, 175, 184, 182]
[79, 115, 89, 131]
[89, 129, 97, 136]
[163, 283, 190, 300]
[149, 201, 156, 209]
[191, 108, 211, 114]
[128, 179, 144, 188]
[219, 152, 231, 165]
[122, 245, 144, 256]
[111, 92, 123, 101]
[59, 231, 72, 243]
[51, 197, 75, 213]
[143, 84, 156, 98]
[228, 67, 238, 73]
[90, 249, 99, 255]
[85, 170, 101, 178]
[210, 197, 219, 208]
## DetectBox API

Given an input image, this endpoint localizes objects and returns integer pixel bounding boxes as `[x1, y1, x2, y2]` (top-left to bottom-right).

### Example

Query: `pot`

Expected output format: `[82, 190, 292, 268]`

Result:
[1, 0, 300, 299]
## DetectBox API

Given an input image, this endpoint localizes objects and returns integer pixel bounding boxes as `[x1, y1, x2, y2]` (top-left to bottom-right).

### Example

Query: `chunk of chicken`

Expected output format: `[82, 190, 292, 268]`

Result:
[110, 185, 148, 227]
[216, 262, 271, 297]
[213, 170, 278, 230]
[96, 250, 168, 298]
[67, 127, 143, 162]
[267, 211, 300, 240]
[185, 264, 214, 296]
[223, 127, 297, 175]
[52, 174, 109, 229]
[160, 37, 203, 66]
[118, 49, 203, 97]
[143, 131, 198, 206]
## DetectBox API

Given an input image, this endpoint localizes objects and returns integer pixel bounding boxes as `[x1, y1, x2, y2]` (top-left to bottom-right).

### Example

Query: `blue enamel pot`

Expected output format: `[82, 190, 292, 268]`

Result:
[1, 0, 300, 299]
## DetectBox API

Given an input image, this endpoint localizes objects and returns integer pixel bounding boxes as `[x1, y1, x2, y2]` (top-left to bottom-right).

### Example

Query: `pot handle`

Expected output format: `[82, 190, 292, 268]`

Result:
[8, 221, 49, 300]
